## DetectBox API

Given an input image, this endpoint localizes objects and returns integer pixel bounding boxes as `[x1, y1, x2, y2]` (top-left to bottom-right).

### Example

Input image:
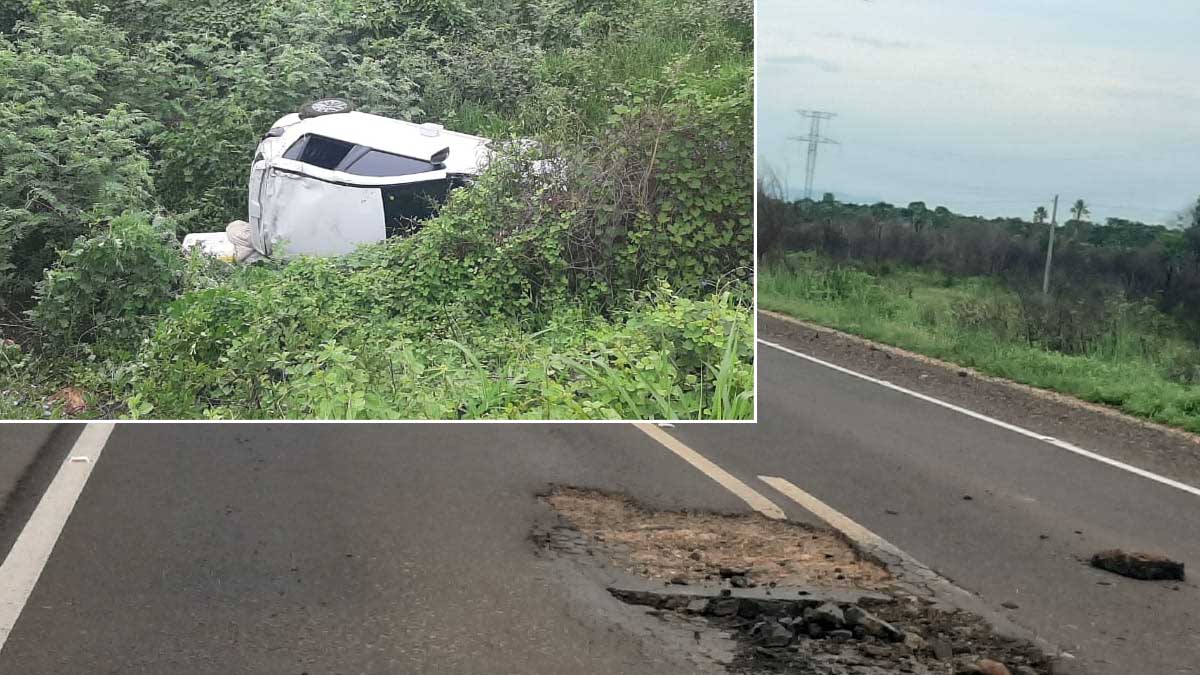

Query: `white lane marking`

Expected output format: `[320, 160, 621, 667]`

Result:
[0, 423, 115, 652]
[759, 339, 1200, 499]
[634, 423, 786, 519]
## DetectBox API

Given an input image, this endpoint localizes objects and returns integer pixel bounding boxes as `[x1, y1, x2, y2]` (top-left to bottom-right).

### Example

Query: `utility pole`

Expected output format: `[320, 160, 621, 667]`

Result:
[789, 111, 838, 200]
[1042, 194, 1058, 295]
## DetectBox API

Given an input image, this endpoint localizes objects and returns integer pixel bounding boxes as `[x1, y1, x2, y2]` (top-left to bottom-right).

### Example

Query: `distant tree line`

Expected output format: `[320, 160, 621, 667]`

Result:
[759, 186, 1200, 337]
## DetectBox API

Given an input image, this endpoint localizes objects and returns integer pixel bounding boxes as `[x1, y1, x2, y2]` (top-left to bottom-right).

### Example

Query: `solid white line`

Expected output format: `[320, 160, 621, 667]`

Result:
[0, 423, 115, 653]
[634, 423, 786, 519]
[759, 338, 1200, 499]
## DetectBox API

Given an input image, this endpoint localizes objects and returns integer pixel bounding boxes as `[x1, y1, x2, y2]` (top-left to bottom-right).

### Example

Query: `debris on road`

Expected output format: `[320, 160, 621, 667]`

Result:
[602, 583, 1050, 675]
[537, 486, 1056, 674]
[1090, 549, 1185, 581]
[978, 658, 1013, 675]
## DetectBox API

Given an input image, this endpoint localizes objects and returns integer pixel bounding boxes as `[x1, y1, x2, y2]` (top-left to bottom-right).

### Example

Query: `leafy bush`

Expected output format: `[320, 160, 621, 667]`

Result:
[128, 282, 751, 420]
[29, 213, 184, 348]
[413, 63, 754, 308]
[0, 10, 157, 304]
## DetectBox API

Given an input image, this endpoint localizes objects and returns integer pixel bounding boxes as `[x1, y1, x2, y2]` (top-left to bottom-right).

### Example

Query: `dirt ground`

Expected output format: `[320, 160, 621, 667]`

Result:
[543, 487, 891, 589]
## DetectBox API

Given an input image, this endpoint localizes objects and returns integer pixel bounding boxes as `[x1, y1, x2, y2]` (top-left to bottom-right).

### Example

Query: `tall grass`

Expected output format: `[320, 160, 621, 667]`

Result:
[538, 0, 748, 128]
[760, 253, 1200, 432]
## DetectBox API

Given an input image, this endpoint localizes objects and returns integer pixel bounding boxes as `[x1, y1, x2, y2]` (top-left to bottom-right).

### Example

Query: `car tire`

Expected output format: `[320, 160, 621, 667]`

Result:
[298, 99, 354, 119]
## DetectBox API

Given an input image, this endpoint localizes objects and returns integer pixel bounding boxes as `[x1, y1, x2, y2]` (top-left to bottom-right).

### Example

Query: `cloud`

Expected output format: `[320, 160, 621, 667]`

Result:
[760, 53, 842, 72]
[818, 31, 916, 50]
[1068, 84, 1200, 109]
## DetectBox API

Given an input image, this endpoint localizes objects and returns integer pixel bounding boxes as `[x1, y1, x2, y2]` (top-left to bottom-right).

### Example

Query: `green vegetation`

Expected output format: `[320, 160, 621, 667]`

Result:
[761, 251, 1200, 433]
[758, 193, 1200, 336]
[0, 0, 753, 419]
[759, 184, 1200, 432]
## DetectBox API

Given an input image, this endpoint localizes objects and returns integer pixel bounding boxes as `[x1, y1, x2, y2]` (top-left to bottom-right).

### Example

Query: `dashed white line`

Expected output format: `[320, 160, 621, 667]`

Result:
[0, 423, 115, 653]
[634, 423, 786, 519]
[759, 338, 1200, 499]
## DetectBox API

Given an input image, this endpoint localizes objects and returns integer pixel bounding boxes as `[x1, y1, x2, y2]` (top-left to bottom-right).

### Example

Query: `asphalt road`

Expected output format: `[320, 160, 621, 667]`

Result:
[670, 340, 1200, 675]
[1, 325, 1198, 674]
[0, 424, 751, 675]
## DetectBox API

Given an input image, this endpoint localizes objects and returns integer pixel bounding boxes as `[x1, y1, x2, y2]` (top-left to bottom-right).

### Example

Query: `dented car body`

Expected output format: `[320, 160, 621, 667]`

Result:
[182, 101, 490, 261]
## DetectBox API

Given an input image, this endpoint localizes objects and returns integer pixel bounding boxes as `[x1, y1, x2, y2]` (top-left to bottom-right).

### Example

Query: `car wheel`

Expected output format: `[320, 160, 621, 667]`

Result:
[298, 99, 354, 119]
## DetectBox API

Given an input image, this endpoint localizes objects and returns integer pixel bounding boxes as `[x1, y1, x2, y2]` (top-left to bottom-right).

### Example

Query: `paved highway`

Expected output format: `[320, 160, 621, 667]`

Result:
[1, 316, 1198, 674]
[0, 424, 753, 675]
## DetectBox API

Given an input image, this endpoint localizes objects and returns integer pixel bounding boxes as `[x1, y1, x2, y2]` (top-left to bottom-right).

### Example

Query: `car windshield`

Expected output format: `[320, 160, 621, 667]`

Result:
[283, 134, 441, 177]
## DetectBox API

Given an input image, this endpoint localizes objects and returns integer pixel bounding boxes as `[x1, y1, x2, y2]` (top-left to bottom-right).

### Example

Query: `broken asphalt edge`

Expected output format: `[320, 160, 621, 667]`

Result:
[596, 493, 1067, 665]
[860, 533, 1063, 660]
[536, 484, 1074, 670]
[529, 505, 738, 673]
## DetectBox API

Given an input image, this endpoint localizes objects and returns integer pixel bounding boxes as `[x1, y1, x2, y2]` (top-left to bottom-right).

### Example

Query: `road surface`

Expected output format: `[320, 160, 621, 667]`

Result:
[1, 315, 1198, 674]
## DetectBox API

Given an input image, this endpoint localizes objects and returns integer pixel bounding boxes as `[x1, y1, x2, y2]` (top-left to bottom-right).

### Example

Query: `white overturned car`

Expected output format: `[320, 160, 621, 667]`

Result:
[183, 99, 491, 261]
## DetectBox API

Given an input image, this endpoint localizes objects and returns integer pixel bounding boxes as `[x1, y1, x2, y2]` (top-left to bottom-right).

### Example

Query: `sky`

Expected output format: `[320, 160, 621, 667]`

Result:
[757, 0, 1200, 225]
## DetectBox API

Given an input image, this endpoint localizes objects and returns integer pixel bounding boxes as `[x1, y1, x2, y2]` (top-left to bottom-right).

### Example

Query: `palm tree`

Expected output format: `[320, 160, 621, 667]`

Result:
[1071, 199, 1089, 223]
[1033, 206, 1048, 224]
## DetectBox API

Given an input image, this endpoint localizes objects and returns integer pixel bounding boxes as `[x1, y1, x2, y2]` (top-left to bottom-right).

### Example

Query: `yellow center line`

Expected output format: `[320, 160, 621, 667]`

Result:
[634, 423, 786, 519]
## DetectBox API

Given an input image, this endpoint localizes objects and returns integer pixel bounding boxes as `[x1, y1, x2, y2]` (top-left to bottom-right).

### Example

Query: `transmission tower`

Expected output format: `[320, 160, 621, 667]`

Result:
[790, 111, 838, 200]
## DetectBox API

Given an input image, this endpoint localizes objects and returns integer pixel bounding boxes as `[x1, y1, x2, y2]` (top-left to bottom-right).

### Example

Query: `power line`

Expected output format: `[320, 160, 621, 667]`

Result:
[790, 110, 838, 200]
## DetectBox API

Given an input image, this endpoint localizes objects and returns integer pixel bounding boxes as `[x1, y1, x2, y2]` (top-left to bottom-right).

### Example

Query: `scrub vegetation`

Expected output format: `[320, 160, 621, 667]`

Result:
[0, 0, 753, 419]
[759, 193, 1200, 432]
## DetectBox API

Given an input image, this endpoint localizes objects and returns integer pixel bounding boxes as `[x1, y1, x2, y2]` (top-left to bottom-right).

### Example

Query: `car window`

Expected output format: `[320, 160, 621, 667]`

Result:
[381, 178, 465, 237]
[283, 135, 354, 170]
[283, 135, 441, 177]
[344, 149, 440, 177]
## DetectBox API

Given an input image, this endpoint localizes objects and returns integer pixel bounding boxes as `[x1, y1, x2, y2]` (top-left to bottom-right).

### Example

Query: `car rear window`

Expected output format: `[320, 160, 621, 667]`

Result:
[283, 135, 441, 177]
[344, 149, 439, 177]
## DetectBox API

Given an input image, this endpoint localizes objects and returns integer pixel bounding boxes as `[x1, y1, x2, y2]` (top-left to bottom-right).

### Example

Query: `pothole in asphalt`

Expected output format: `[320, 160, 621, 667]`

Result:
[539, 486, 891, 589]
[537, 486, 1058, 675]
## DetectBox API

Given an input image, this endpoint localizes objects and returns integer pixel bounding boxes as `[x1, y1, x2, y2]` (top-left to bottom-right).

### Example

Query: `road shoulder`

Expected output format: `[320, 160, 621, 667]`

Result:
[0, 425, 81, 563]
[0, 425, 56, 510]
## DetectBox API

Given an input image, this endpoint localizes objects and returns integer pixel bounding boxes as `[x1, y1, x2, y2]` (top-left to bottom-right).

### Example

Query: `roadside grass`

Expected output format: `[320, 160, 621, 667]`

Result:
[537, 0, 748, 129]
[760, 253, 1200, 433]
[115, 279, 754, 421]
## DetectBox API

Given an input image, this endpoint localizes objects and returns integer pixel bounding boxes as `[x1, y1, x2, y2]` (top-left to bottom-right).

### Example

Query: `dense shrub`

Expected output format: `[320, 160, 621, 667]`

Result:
[0, 11, 157, 305]
[129, 282, 752, 420]
[29, 213, 184, 348]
